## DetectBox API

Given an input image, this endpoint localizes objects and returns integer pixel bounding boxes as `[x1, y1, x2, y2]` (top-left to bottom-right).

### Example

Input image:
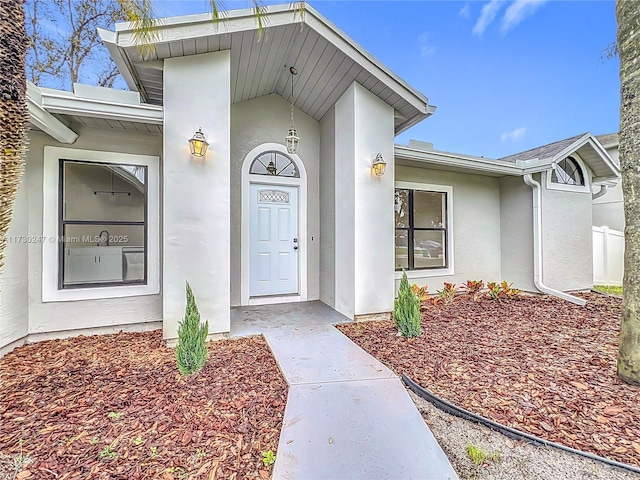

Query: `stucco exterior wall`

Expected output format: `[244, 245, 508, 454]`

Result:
[0, 171, 29, 352]
[24, 128, 163, 337]
[499, 176, 535, 292]
[319, 106, 336, 307]
[395, 166, 502, 290]
[593, 145, 624, 231]
[230, 94, 320, 306]
[333, 83, 395, 318]
[163, 51, 231, 339]
[541, 172, 594, 291]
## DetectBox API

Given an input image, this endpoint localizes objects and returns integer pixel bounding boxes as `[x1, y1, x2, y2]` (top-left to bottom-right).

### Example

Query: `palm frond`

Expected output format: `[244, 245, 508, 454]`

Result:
[117, 0, 162, 57]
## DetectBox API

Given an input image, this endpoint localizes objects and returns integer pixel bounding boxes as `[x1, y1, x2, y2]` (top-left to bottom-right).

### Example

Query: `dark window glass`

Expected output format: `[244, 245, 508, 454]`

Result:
[250, 151, 299, 177]
[395, 188, 448, 271]
[551, 156, 585, 186]
[59, 160, 147, 288]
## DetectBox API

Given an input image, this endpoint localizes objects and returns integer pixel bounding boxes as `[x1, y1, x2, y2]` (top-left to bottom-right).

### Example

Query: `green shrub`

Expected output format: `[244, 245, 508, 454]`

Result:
[394, 271, 422, 338]
[176, 282, 209, 376]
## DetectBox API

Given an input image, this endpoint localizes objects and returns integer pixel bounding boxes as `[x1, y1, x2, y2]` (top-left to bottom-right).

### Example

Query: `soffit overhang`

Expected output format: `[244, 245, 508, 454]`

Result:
[99, 3, 434, 134]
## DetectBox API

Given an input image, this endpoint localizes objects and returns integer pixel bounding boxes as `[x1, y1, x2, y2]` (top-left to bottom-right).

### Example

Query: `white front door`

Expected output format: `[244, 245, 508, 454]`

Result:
[250, 184, 299, 296]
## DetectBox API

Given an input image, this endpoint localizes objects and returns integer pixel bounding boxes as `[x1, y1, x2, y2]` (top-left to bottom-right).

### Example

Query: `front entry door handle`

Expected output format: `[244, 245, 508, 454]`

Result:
[293, 245, 299, 250]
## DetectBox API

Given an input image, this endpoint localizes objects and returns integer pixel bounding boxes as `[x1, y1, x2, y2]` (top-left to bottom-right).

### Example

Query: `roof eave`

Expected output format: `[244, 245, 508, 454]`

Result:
[554, 133, 620, 178]
[103, 3, 430, 116]
[394, 145, 524, 176]
[27, 83, 78, 144]
[98, 27, 148, 102]
[39, 88, 164, 125]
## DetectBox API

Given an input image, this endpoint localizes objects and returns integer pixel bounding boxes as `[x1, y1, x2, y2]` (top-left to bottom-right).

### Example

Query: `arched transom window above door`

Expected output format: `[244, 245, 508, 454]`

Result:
[249, 151, 300, 178]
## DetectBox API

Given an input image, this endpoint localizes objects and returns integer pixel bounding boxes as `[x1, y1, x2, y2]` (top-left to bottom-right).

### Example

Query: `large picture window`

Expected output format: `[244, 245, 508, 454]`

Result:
[59, 160, 147, 289]
[395, 188, 448, 271]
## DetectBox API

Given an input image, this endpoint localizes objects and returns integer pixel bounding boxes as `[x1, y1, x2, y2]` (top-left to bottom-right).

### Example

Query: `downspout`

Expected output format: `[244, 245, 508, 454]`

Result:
[523, 173, 587, 306]
[592, 184, 608, 200]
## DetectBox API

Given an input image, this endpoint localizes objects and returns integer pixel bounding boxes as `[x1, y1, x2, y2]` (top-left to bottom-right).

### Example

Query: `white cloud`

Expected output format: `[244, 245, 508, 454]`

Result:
[418, 31, 436, 57]
[459, 3, 471, 19]
[501, 0, 547, 33]
[501, 127, 527, 143]
[473, 0, 503, 36]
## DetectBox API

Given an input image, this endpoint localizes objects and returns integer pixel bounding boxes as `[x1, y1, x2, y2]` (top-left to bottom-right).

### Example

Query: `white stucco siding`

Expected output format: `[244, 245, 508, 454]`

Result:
[319, 106, 336, 307]
[333, 86, 356, 318]
[230, 94, 320, 306]
[593, 146, 624, 231]
[396, 167, 502, 291]
[163, 51, 231, 339]
[352, 85, 395, 316]
[24, 128, 163, 336]
[541, 173, 594, 291]
[0, 170, 29, 351]
[499, 176, 535, 292]
[334, 83, 395, 318]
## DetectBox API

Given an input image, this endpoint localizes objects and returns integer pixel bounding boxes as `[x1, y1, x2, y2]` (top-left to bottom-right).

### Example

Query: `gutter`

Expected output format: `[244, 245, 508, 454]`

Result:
[523, 173, 587, 306]
[592, 184, 608, 200]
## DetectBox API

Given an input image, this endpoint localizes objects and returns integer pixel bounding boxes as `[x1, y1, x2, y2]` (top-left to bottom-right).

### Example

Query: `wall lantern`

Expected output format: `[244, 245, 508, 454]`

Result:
[189, 127, 209, 157]
[372, 153, 387, 176]
[285, 66, 300, 154]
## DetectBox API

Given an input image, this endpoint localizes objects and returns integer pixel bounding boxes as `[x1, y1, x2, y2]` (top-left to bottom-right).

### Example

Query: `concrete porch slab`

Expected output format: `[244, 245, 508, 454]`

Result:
[264, 324, 395, 385]
[273, 379, 458, 480]
[230, 301, 350, 338]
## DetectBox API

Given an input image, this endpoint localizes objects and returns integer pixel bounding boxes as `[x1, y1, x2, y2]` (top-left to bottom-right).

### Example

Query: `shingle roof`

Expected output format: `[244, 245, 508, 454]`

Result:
[595, 133, 619, 148]
[498, 133, 587, 164]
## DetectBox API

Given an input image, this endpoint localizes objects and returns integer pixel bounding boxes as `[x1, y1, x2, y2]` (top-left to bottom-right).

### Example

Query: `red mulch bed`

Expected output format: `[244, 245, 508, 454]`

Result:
[338, 292, 640, 467]
[0, 331, 287, 479]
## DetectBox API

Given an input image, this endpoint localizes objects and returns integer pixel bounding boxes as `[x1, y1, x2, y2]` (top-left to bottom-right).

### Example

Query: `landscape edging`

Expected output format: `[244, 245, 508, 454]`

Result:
[402, 373, 640, 475]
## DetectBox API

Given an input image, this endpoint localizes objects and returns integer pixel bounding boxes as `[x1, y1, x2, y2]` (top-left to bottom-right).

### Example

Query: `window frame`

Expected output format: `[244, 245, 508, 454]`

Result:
[394, 181, 454, 279]
[57, 159, 149, 290]
[42, 147, 160, 303]
[546, 154, 590, 193]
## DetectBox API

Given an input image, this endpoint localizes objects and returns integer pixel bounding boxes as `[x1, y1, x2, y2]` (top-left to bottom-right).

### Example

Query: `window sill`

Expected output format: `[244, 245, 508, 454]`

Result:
[395, 268, 454, 280]
[42, 283, 160, 303]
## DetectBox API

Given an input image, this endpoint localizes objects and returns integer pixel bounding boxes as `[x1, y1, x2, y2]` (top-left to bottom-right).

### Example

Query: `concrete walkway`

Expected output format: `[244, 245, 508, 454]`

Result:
[233, 303, 458, 479]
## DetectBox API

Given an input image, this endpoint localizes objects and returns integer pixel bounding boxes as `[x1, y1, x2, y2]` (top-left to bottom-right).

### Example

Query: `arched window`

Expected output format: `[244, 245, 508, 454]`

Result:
[249, 151, 299, 178]
[551, 156, 584, 186]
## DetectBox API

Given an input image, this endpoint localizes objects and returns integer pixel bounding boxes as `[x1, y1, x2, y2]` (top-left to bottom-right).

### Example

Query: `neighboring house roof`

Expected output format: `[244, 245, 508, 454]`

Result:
[498, 134, 586, 164]
[497, 133, 620, 182]
[596, 132, 619, 148]
[98, 3, 434, 134]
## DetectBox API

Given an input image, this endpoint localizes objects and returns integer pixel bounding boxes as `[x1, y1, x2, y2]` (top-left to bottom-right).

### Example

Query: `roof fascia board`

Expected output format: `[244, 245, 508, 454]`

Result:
[553, 133, 620, 177]
[27, 84, 78, 144]
[394, 146, 522, 176]
[108, 4, 430, 115]
[98, 27, 149, 101]
[303, 8, 429, 114]
[40, 90, 163, 124]
[115, 4, 294, 32]
[113, 8, 295, 48]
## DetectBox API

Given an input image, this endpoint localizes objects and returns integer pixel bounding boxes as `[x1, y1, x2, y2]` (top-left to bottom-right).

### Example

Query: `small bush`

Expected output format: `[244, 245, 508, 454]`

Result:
[394, 272, 422, 338]
[487, 280, 521, 300]
[501, 280, 521, 297]
[462, 280, 484, 301]
[176, 282, 209, 376]
[411, 284, 430, 304]
[434, 282, 457, 305]
[487, 281, 501, 300]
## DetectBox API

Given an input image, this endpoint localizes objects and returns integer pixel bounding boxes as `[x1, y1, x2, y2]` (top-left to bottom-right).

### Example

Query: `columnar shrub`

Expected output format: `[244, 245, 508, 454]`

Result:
[394, 271, 422, 338]
[176, 282, 209, 376]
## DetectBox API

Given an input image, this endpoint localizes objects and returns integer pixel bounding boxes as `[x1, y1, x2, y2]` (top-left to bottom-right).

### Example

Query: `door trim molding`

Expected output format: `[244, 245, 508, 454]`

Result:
[241, 143, 307, 306]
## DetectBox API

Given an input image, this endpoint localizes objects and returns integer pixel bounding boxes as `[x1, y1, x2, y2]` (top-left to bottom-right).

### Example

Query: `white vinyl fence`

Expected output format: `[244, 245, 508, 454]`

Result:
[593, 226, 624, 286]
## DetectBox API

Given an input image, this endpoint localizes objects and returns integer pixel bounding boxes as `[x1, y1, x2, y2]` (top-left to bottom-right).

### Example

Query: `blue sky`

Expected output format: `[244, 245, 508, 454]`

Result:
[158, 1, 619, 159]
